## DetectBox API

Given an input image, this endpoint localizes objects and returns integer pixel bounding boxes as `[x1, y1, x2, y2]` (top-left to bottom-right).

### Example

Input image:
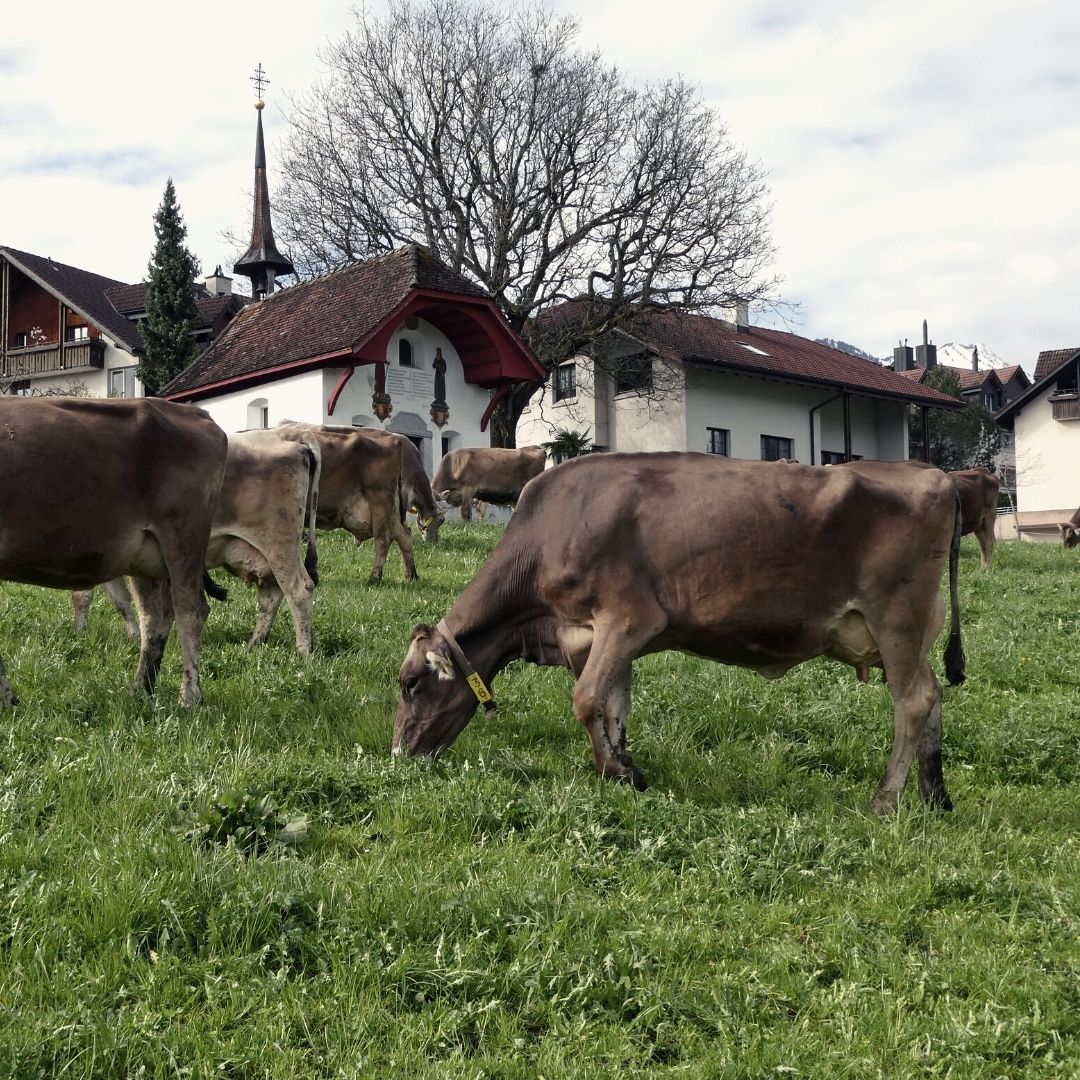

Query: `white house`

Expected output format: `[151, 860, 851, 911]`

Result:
[517, 305, 962, 463]
[163, 245, 545, 473]
[0, 246, 242, 400]
[995, 346, 1080, 539]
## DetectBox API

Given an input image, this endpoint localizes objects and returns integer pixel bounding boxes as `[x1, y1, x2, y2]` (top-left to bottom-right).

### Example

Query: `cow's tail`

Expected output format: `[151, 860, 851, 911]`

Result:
[398, 475, 408, 526]
[303, 438, 321, 588]
[203, 570, 229, 602]
[943, 493, 966, 686]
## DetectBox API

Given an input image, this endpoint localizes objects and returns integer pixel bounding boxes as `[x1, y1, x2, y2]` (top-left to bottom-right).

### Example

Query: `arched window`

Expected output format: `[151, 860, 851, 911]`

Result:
[247, 398, 269, 429]
[398, 338, 414, 367]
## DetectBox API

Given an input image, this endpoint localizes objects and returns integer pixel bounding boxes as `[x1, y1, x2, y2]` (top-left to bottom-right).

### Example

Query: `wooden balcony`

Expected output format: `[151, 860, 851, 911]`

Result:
[1, 339, 106, 379]
[1050, 393, 1080, 421]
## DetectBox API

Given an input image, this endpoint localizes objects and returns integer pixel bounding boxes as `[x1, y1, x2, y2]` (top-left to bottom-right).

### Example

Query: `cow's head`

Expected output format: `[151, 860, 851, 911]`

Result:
[1060, 522, 1079, 548]
[392, 623, 484, 758]
[415, 508, 445, 544]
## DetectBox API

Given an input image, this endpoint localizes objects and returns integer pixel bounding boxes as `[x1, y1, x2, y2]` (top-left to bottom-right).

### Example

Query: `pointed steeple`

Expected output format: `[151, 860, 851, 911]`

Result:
[234, 68, 294, 300]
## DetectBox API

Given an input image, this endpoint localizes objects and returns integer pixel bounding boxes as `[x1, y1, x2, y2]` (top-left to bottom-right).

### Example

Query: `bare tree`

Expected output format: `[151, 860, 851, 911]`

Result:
[277, 0, 780, 444]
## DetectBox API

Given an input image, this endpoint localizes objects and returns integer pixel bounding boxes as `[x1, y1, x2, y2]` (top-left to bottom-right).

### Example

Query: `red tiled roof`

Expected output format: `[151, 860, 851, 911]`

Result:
[1034, 348, 1080, 384]
[163, 245, 500, 397]
[1, 246, 142, 353]
[996, 364, 1027, 386]
[604, 309, 962, 408]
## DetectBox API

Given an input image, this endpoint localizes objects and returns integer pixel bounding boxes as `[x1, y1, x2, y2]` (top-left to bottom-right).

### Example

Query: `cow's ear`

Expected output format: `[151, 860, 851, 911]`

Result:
[410, 623, 436, 643]
[425, 649, 455, 681]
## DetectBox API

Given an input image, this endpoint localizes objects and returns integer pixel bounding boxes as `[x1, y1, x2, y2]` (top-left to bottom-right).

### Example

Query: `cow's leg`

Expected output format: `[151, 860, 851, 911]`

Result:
[572, 616, 663, 790]
[974, 517, 995, 570]
[871, 658, 944, 814]
[459, 489, 475, 522]
[250, 580, 286, 647]
[158, 552, 211, 707]
[915, 673, 952, 809]
[261, 559, 315, 656]
[129, 576, 174, 700]
[0, 656, 18, 708]
[392, 518, 418, 582]
[102, 577, 140, 640]
[72, 589, 94, 633]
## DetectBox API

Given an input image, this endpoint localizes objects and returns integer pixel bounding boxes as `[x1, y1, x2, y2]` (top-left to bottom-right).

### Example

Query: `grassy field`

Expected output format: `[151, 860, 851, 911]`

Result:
[0, 526, 1078, 1078]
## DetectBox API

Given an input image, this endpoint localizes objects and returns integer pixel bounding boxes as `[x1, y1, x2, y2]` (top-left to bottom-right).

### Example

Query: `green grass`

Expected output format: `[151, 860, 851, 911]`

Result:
[0, 528, 1078, 1078]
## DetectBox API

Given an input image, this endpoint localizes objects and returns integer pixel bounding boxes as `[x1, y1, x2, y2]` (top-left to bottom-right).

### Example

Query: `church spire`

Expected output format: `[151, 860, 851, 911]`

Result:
[233, 64, 295, 300]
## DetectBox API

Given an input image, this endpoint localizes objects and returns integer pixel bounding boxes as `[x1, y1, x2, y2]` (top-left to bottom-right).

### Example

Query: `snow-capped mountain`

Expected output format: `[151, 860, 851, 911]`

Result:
[937, 342, 1014, 370]
[815, 338, 884, 364]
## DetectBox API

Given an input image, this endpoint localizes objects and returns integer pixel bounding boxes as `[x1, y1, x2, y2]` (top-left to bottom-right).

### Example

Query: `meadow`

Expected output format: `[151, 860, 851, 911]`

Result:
[0, 525, 1078, 1078]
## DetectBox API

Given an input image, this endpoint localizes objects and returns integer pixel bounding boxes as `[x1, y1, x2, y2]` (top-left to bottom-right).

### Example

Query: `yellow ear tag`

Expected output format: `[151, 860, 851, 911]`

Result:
[466, 672, 493, 703]
[421, 516, 433, 528]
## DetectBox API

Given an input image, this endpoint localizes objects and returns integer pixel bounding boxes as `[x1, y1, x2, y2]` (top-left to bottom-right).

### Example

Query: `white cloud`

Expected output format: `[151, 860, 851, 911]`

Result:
[2, 0, 1078, 373]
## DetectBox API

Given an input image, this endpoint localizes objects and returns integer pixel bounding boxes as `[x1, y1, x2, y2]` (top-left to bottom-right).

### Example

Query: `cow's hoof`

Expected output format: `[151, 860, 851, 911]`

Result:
[869, 788, 900, 815]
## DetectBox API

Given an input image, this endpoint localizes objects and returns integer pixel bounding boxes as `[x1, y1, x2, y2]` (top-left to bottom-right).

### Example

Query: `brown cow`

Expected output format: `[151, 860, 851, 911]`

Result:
[432, 446, 546, 522]
[72, 577, 140, 640]
[358, 429, 444, 544]
[1059, 507, 1080, 548]
[393, 454, 965, 813]
[277, 422, 417, 583]
[0, 397, 227, 706]
[949, 468, 1000, 569]
[74, 427, 322, 654]
[206, 428, 321, 654]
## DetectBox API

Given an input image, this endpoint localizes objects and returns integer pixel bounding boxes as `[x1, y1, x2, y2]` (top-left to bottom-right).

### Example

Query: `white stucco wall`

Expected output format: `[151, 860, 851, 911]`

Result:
[1011, 390, 1080, 514]
[193, 369, 327, 433]
[518, 357, 912, 463]
[326, 318, 495, 477]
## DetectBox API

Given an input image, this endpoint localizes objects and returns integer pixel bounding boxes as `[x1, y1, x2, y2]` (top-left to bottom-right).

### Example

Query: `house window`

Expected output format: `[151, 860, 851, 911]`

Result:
[9, 380, 30, 396]
[614, 354, 653, 395]
[820, 451, 863, 465]
[706, 428, 729, 456]
[247, 398, 270, 429]
[13, 332, 27, 349]
[760, 434, 794, 461]
[398, 338, 414, 367]
[65, 325, 89, 342]
[108, 367, 138, 399]
[554, 363, 577, 402]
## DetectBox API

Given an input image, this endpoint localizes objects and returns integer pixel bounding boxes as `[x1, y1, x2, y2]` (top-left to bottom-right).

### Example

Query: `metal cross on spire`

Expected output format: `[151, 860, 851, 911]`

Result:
[250, 63, 269, 101]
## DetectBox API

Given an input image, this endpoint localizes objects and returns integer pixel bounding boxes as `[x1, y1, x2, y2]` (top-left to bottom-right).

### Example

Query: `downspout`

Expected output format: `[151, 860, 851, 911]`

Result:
[921, 406, 930, 462]
[842, 392, 852, 460]
[808, 392, 842, 466]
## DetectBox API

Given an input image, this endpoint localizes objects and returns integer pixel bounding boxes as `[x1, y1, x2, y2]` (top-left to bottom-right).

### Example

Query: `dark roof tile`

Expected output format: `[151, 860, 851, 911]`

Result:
[164, 245, 491, 396]
[2, 246, 142, 352]
[598, 308, 962, 408]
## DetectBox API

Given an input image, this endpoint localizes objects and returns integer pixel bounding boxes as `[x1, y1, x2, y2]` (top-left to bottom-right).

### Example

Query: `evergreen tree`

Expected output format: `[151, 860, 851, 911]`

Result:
[908, 366, 1002, 471]
[137, 179, 201, 395]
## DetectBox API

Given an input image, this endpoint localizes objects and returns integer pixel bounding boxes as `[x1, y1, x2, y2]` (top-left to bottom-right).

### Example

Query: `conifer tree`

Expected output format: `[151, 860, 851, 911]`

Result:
[138, 179, 200, 395]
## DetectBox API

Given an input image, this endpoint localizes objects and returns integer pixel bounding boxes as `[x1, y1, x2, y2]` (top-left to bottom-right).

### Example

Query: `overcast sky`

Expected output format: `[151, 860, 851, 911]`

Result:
[2, 1, 1076, 370]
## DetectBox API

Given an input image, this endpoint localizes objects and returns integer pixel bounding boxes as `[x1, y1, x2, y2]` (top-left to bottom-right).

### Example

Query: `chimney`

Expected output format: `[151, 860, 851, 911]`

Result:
[971, 345, 979, 372]
[204, 266, 233, 296]
[915, 318, 937, 369]
[722, 300, 750, 331]
[893, 339, 914, 372]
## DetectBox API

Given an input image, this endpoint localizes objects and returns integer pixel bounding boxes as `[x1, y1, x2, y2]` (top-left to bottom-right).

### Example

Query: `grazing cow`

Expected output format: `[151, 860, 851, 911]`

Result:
[432, 446, 546, 522]
[1059, 507, 1080, 548]
[359, 429, 444, 543]
[206, 428, 321, 654]
[949, 468, 1000, 569]
[0, 397, 227, 706]
[394, 454, 965, 813]
[72, 428, 321, 654]
[277, 422, 417, 583]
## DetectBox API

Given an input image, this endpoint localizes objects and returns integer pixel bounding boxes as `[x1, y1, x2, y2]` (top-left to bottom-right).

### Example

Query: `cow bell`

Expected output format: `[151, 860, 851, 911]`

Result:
[372, 392, 393, 422]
